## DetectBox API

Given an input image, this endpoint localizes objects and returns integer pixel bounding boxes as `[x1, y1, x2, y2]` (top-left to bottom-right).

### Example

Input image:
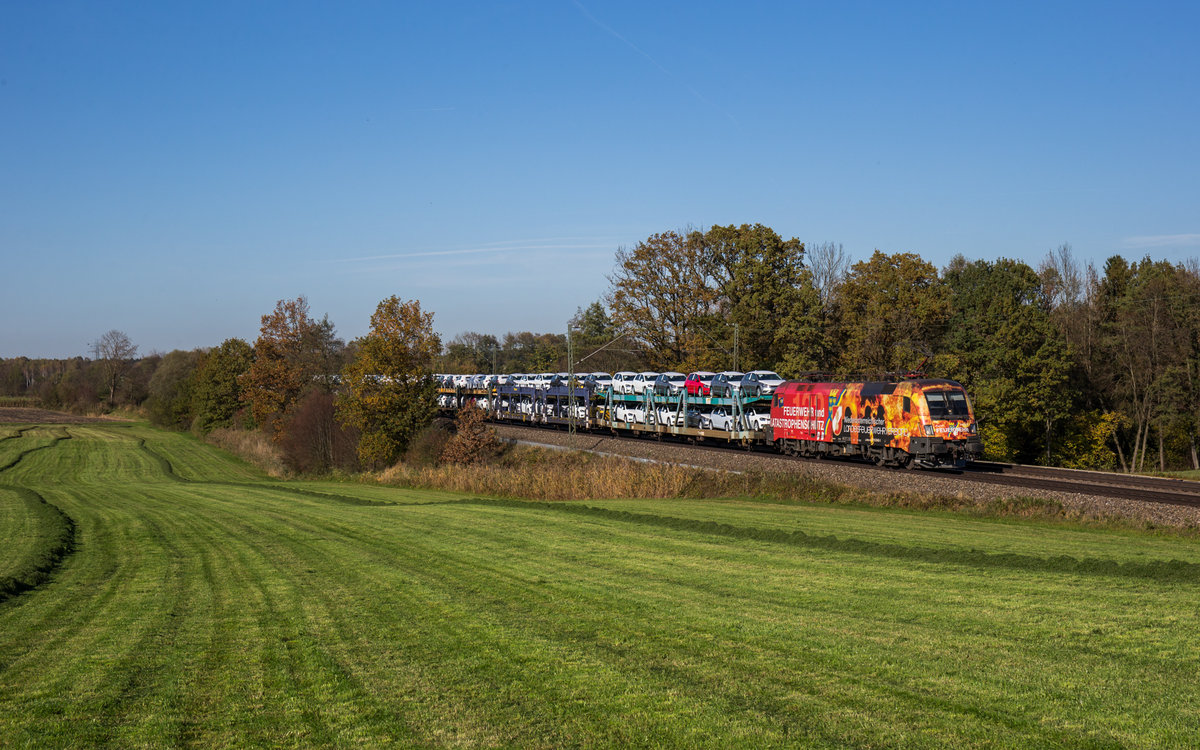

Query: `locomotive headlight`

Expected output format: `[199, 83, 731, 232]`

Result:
[968, 423, 976, 434]
[924, 425, 934, 437]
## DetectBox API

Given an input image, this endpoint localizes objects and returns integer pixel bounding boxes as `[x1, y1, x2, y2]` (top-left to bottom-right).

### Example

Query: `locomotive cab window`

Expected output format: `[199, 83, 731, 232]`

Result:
[927, 390, 971, 418]
[948, 391, 970, 417]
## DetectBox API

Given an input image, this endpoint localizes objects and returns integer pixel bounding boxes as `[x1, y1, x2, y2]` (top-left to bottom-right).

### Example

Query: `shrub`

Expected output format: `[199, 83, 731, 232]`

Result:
[404, 421, 453, 467]
[279, 390, 360, 474]
[206, 427, 289, 477]
[439, 405, 499, 465]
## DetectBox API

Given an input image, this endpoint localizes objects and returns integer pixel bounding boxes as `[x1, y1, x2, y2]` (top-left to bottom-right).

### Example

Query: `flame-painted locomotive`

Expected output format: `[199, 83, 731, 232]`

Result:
[768, 378, 983, 468]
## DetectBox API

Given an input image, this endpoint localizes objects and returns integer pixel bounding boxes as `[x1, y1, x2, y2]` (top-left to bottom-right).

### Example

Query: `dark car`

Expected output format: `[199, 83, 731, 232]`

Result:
[709, 371, 745, 397]
[651, 372, 687, 395]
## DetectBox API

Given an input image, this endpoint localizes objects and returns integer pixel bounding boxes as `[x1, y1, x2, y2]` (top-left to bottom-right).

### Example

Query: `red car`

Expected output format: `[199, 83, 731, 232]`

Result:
[685, 371, 716, 396]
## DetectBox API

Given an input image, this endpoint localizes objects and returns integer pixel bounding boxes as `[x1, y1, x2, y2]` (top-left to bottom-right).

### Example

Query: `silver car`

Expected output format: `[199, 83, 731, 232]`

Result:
[740, 370, 786, 396]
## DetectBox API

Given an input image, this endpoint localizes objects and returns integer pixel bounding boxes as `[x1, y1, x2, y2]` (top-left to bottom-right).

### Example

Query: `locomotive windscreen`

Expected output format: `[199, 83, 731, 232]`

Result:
[926, 389, 970, 418]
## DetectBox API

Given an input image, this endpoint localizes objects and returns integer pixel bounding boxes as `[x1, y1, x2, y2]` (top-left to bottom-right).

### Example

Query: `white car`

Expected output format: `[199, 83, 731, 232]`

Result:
[615, 404, 646, 423]
[745, 409, 772, 430]
[630, 371, 661, 395]
[656, 407, 699, 427]
[701, 408, 742, 431]
[612, 371, 637, 394]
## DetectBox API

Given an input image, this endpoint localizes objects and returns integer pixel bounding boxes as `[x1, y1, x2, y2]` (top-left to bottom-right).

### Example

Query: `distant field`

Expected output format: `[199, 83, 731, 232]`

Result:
[2, 423, 1199, 747]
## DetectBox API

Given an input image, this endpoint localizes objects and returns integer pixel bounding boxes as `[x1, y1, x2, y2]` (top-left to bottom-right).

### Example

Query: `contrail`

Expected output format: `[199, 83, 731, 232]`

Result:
[571, 0, 737, 125]
[340, 241, 614, 263]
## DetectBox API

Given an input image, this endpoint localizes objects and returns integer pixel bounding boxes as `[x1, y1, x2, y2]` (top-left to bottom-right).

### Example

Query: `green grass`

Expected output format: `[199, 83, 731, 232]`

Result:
[0, 485, 74, 601]
[1, 423, 1199, 747]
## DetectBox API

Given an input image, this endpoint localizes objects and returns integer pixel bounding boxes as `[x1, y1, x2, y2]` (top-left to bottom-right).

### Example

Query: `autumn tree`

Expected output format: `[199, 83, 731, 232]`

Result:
[440, 404, 499, 464]
[241, 297, 344, 439]
[606, 224, 823, 373]
[91, 329, 137, 407]
[442, 331, 501, 373]
[338, 297, 441, 469]
[280, 390, 359, 474]
[607, 230, 720, 370]
[806, 241, 852, 369]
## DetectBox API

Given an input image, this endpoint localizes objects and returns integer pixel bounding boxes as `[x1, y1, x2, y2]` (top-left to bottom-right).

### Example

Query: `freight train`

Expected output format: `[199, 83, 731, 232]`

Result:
[438, 373, 983, 469]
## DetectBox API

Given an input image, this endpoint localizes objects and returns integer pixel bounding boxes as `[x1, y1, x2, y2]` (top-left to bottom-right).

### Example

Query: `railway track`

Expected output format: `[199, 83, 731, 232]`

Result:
[961, 462, 1200, 509]
[490, 418, 1200, 510]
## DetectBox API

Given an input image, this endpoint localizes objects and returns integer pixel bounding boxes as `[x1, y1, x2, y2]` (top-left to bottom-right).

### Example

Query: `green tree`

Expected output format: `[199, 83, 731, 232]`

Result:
[569, 301, 627, 374]
[698, 223, 822, 373]
[494, 331, 569, 373]
[145, 350, 205, 430]
[942, 256, 1073, 463]
[1094, 257, 1200, 471]
[837, 251, 950, 374]
[192, 338, 254, 433]
[338, 297, 441, 469]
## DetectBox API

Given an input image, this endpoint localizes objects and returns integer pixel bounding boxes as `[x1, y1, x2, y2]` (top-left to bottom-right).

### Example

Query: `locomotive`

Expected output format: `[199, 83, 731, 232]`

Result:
[768, 379, 982, 468]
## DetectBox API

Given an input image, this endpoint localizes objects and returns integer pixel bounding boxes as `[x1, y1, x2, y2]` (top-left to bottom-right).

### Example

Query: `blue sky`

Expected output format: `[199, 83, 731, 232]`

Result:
[2, 1, 1197, 358]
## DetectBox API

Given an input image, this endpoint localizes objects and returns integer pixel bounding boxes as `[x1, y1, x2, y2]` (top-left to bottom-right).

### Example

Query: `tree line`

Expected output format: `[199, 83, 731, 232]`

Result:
[2, 223, 1198, 472]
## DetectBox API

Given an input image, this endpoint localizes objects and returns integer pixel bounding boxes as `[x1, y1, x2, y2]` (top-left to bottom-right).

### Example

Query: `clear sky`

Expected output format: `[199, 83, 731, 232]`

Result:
[2, 1, 1197, 358]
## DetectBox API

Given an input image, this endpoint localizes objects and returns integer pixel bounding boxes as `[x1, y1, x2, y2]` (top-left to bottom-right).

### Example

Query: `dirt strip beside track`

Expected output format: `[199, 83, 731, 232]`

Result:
[493, 423, 1200, 528]
[0, 407, 125, 424]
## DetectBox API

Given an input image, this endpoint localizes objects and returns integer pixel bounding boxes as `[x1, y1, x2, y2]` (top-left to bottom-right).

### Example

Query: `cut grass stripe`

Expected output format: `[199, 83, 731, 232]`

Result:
[441, 497, 1200, 583]
[0, 432, 71, 473]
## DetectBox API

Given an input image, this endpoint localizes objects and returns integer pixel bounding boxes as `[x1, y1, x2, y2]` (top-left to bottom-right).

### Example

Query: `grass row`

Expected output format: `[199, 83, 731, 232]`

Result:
[0, 485, 75, 602]
[1, 424, 1199, 746]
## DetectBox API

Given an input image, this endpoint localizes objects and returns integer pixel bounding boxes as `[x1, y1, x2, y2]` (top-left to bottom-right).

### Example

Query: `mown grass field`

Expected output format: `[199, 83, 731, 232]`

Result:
[2, 422, 1199, 748]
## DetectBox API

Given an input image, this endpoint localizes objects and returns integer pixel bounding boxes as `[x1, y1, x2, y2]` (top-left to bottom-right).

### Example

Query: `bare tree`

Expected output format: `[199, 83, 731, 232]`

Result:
[808, 241, 850, 308]
[1038, 242, 1083, 309]
[91, 329, 138, 407]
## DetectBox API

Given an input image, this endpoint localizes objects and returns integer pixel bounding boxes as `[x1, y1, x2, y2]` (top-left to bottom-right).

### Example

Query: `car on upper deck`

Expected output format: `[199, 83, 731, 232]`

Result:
[709, 371, 745, 397]
[685, 371, 717, 396]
